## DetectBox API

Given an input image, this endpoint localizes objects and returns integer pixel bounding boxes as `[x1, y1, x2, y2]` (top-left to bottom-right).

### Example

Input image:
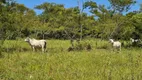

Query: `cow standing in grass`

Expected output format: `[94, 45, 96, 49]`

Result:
[130, 38, 141, 47]
[109, 39, 121, 51]
[25, 37, 46, 52]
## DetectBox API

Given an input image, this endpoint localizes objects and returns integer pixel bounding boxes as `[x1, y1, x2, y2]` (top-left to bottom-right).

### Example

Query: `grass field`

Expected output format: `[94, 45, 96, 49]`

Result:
[1, 39, 142, 80]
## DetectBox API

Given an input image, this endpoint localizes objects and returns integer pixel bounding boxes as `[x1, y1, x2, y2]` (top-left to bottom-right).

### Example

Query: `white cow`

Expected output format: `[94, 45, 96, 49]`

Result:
[109, 39, 121, 51]
[130, 38, 142, 47]
[130, 38, 139, 43]
[25, 37, 46, 52]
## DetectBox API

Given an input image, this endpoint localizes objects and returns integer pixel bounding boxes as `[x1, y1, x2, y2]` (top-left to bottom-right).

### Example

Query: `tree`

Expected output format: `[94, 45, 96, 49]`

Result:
[108, 0, 136, 13]
[140, 4, 142, 12]
[130, 13, 142, 39]
[83, 1, 115, 39]
[108, 0, 136, 39]
[0, 0, 17, 55]
[35, 2, 66, 39]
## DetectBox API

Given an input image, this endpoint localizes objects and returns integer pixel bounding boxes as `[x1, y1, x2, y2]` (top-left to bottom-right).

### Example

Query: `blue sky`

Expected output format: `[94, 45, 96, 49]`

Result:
[16, 0, 142, 14]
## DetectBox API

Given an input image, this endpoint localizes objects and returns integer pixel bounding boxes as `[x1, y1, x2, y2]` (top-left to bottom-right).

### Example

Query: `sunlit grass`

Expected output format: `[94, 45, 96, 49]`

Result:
[1, 39, 142, 80]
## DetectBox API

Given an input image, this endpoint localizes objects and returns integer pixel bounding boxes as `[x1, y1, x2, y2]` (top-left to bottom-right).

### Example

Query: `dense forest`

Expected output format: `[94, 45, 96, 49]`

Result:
[0, 0, 142, 40]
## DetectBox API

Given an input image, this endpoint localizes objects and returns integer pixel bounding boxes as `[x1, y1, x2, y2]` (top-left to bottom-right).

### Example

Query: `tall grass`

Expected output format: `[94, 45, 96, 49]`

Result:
[0, 39, 142, 80]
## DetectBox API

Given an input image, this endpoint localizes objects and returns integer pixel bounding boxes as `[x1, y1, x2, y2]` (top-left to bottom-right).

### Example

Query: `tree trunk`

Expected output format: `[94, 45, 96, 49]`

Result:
[42, 31, 45, 39]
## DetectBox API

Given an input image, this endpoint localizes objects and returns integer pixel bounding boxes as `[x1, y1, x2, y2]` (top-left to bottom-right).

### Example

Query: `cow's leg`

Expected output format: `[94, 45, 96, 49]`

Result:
[32, 47, 35, 52]
[119, 46, 121, 51]
[42, 46, 45, 52]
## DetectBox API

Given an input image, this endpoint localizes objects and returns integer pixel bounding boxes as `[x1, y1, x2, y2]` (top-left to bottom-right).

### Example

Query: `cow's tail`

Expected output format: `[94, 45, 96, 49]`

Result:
[44, 41, 46, 49]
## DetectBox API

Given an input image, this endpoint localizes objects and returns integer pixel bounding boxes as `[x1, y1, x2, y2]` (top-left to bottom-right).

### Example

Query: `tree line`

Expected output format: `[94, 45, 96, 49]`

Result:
[0, 0, 142, 40]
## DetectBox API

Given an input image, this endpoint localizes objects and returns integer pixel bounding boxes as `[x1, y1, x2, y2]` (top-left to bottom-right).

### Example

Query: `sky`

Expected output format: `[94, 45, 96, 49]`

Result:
[16, 0, 142, 15]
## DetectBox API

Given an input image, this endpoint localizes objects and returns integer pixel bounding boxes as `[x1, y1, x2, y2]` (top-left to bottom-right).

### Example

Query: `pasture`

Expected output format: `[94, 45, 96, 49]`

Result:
[1, 39, 142, 80]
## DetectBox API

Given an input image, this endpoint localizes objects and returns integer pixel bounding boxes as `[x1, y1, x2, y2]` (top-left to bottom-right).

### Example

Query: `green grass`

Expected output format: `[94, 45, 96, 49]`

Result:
[1, 39, 142, 80]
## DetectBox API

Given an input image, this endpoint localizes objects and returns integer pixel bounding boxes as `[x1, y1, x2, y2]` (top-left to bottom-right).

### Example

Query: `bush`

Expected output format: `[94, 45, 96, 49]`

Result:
[68, 40, 92, 51]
